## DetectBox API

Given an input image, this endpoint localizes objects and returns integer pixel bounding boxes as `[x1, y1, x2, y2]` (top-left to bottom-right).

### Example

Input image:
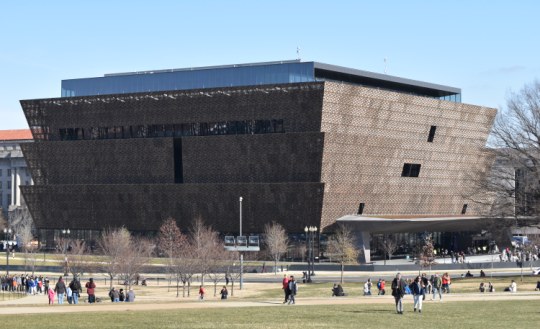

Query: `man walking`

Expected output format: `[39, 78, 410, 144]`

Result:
[391, 272, 407, 314]
[287, 276, 297, 305]
[69, 276, 82, 304]
[432, 273, 442, 301]
[54, 276, 67, 304]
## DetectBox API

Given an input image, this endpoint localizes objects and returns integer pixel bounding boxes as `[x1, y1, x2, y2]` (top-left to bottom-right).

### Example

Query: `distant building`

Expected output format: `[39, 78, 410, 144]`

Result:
[0, 129, 34, 220]
[20, 60, 496, 258]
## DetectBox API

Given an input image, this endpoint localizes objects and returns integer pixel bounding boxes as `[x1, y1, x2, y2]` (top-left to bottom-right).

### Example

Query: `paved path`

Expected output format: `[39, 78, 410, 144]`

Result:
[1, 292, 539, 315]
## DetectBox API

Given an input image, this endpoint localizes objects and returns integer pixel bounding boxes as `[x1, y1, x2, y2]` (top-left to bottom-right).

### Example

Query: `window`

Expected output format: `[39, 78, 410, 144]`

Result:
[7, 194, 11, 205]
[7, 169, 11, 176]
[0, 169, 2, 176]
[7, 181, 11, 189]
[401, 163, 421, 177]
[0, 181, 2, 189]
[427, 126, 437, 142]
[357, 203, 365, 215]
[461, 204, 468, 215]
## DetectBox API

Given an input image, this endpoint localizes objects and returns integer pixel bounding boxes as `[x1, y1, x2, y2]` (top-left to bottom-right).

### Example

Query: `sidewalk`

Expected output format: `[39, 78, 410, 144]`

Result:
[1, 291, 539, 315]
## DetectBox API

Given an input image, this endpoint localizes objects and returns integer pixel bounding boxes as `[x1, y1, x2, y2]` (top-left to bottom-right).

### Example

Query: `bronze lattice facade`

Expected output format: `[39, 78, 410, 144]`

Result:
[20, 80, 496, 234]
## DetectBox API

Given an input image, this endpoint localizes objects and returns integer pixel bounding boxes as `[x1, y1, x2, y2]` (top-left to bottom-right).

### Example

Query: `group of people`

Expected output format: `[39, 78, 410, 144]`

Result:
[108, 286, 136, 302]
[281, 275, 298, 304]
[1, 274, 50, 294]
[43, 276, 134, 305]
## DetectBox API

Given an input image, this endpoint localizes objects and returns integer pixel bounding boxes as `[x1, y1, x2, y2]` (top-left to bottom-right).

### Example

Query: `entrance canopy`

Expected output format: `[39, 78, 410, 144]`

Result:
[337, 214, 486, 234]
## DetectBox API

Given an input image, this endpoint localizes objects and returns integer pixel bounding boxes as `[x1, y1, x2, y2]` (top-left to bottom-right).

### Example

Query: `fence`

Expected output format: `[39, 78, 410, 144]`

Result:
[0, 289, 26, 301]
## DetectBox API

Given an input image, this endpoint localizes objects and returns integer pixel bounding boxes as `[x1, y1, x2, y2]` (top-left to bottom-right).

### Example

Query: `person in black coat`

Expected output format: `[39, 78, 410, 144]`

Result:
[391, 273, 407, 314]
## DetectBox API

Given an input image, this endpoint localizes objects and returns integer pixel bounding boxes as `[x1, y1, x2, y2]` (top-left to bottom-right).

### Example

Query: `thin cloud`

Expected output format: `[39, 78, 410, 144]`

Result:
[480, 65, 527, 75]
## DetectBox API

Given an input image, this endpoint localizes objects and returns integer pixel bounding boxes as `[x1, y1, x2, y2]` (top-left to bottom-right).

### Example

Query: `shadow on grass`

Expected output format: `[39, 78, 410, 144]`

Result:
[343, 309, 390, 314]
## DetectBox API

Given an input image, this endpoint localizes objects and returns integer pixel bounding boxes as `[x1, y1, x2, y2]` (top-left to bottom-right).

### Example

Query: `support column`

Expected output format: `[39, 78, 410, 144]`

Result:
[15, 168, 21, 206]
[10, 168, 15, 206]
[356, 231, 371, 264]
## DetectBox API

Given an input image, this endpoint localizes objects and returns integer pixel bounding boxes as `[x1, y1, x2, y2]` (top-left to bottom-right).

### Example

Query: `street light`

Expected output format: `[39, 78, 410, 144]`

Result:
[239, 197, 244, 290]
[61, 228, 71, 276]
[3, 228, 13, 276]
[304, 226, 317, 283]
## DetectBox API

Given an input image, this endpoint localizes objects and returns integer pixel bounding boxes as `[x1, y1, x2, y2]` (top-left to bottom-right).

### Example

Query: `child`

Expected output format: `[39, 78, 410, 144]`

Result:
[48, 287, 55, 305]
[199, 285, 205, 300]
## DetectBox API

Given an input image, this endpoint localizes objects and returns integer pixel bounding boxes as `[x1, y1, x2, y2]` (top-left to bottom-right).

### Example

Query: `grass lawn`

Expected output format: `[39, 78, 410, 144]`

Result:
[1, 300, 538, 329]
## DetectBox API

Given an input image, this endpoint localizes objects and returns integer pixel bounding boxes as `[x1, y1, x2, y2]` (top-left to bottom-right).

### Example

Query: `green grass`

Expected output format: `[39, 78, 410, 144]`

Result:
[250, 275, 540, 299]
[1, 300, 538, 329]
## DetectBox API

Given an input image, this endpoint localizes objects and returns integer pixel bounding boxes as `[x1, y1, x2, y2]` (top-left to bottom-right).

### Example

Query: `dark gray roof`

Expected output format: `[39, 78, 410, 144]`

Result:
[314, 62, 460, 97]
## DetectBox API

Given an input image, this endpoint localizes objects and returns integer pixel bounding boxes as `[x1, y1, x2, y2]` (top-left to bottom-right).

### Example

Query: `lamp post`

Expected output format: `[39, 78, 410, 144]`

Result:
[62, 228, 70, 276]
[3, 228, 13, 276]
[239, 197, 244, 290]
[304, 226, 317, 283]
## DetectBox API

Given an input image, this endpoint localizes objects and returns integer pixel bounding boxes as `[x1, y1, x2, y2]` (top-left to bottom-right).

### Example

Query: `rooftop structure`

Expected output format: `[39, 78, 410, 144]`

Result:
[62, 60, 461, 102]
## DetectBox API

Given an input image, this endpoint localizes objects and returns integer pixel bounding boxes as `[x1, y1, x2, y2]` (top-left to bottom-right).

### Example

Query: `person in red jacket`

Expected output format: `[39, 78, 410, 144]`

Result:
[85, 278, 96, 303]
[282, 274, 290, 303]
[199, 285, 205, 300]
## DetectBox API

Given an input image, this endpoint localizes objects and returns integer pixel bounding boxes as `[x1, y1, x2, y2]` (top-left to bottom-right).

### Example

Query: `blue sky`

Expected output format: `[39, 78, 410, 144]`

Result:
[1, 0, 539, 129]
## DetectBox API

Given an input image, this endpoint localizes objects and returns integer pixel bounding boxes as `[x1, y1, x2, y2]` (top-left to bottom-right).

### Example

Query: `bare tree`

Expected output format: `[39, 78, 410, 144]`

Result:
[9, 206, 34, 233]
[66, 239, 94, 279]
[189, 217, 219, 284]
[466, 81, 540, 246]
[263, 221, 288, 275]
[0, 210, 7, 230]
[380, 234, 399, 265]
[326, 224, 358, 284]
[98, 227, 131, 289]
[206, 246, 232, 297]
[117, 236, 154, 290]
[158, 217, 185, 291]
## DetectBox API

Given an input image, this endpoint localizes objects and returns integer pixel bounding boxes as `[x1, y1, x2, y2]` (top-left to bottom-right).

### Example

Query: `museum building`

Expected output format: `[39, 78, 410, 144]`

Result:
[19, 60, 496, 254]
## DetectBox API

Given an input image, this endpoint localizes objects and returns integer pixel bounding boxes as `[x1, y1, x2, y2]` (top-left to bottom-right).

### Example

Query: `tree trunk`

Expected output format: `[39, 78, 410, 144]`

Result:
[384, 252, 387, 265]
[176, 277, 180, 298]
[340, 262, 344, 284]
[274, 259, 277, 275]
[182, 281, 186, 297]
[231, 280, 235, 296]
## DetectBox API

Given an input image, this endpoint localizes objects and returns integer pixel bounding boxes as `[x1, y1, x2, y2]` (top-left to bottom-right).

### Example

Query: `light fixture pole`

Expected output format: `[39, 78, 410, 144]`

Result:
[239, 196, 244, 290]
[310, 226, 317, 277]
[304, 226, 311, 283]
[304, 226, 317, 283]
[3, 228, 12, 276]
[62, 228, 71, 276]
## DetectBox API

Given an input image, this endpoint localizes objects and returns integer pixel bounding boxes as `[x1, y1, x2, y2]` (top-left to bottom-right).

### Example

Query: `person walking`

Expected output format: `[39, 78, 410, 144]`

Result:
[66, 285, 73, 304]
[282, 274, 290, 303]
[69, 277, 82, 304]
[287, 276, 297, 305]
[411, 276, 424, 313]
[85, 278, 96, 303]
[391, 273, 407, 314]
[442, 273, 451, 293]
[54, 276, 67, 304]
[364, 278, 372, 296]
[48, 286, 55, 305]
[199, 285, 205, 300]
[432, 273, 442, 301]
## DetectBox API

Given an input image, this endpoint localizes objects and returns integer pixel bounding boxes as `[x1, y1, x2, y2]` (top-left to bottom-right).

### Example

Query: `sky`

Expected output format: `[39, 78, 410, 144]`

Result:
[1, 0, 539, 130]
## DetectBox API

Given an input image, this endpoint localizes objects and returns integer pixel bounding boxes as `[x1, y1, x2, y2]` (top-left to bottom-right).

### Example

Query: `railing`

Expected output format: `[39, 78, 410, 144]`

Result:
[0, 289, 26, 301]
